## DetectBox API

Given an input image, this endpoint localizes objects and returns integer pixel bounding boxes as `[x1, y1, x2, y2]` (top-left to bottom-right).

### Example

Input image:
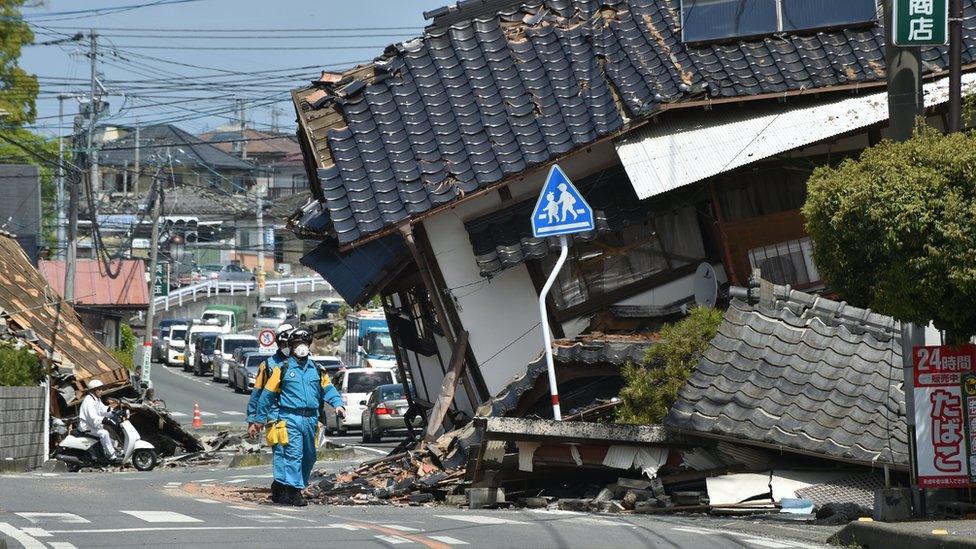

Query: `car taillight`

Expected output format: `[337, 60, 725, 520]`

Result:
[375, 406, 391, 415]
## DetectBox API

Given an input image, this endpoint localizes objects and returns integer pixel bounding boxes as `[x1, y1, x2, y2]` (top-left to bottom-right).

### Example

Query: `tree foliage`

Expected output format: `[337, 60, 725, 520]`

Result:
[0, 342, 43, 386]
[111, 324, 137, 371]
[0, 0, 36, 127]
[616, 307, 723, 424]
[803, 127, 976, 341]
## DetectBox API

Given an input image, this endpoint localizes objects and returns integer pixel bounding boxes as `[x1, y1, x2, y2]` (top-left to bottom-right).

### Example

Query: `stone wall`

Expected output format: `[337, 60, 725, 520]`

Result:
[0, 385, 45, 471]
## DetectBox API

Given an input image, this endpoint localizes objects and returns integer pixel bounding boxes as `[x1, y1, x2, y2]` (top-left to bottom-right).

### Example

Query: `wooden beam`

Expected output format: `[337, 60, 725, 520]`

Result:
[423, 329, 469, 442]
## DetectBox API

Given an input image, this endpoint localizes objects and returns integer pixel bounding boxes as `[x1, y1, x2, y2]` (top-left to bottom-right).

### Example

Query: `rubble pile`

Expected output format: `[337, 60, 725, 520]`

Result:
[161, 430, 262, 467]
[305, 448, 464, 506]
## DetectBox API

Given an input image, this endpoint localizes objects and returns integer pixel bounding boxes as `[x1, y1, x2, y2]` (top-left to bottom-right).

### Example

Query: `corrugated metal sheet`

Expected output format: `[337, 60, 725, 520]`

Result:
[39, 259, 149, 308]
[0, 235, 129, 386]
[615, 74, 976, 200]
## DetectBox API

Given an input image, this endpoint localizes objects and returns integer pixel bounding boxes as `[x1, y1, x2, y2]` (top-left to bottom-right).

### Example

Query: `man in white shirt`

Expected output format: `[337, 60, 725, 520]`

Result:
[78, 380, 118, 460]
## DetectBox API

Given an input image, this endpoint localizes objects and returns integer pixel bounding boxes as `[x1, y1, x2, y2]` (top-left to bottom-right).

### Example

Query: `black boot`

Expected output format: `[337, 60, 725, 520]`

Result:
[270, 481, 283, 503]
[290, 487, 308, 507]
[276, 485, 295, 506]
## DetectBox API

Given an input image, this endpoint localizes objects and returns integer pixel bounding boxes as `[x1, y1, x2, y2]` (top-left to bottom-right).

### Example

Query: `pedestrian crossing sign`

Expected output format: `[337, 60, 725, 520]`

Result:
[530, 164, 594, 238]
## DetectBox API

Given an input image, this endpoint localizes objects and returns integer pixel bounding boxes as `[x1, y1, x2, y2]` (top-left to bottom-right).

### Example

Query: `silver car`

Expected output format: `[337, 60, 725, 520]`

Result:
[213, 264, 255, 283]
[229, 350, 274, 393]
[361, 384, 420, 443]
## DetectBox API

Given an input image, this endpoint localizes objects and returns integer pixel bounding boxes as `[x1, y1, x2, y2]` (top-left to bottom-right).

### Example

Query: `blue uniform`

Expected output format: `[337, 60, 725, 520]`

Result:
[255, 357, 343, 489]
[245, 350, 287, 424]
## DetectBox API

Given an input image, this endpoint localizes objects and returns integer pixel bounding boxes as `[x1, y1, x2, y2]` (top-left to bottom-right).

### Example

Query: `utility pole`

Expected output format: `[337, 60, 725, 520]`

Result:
[949, 0, 963, 132]
[133, 124, 140, 193]
[141, 169, 163, 391]
[238, 98, 247, 160]
[884, 0, 924, 141]
[56, 94, 68, 259]
[256, 195, 266, 303]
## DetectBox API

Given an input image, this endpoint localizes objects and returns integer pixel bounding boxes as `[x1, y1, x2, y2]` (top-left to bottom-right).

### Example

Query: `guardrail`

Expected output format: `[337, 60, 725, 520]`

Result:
[154, 276, 330, 311]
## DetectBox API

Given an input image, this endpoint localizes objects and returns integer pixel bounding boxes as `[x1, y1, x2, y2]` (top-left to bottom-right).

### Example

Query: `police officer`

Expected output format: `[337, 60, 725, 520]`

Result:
[246, 323, 292, 503]
[255, 327, 344, 506]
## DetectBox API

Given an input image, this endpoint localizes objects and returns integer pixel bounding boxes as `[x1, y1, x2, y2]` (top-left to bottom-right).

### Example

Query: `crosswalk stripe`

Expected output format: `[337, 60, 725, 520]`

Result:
[381, 524, 420, 532]
[169, 412, 187, 417]
[428, 536, 468, 545]
[225, 479, 249, 484]
[194, 499, 220, 504]
[374, 534, 413, 544]
[15, 513, 89, 524]
[435, 515, 528, 525]
[198, 412, 217, 417]
[739, 539, 794, 548]
[0, 523, 45, 549]
[121, 511, 202, 523]
[227, 505, 258, 510]
[221, 411, 245, 415]
[49, 543, 78, 549]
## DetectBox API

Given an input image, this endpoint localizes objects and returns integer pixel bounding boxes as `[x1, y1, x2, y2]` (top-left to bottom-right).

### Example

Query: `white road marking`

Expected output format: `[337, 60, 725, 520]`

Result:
[20, 527, 51, 537]
[382, 524, 420, 532]
[227, 505, 258, 511]
[194, 499, 220, 504]
[48, 543, 78, 549]
[210, 421, 231, 425]
[0, 523, 45, 549]
[350, 444, 388, 455]
[428, 536, 469, 545]
[225, 478, 250, 484]
[198, 412, 217, 417]
[121, 511, 202, 523]
[435, 515, 528, 525]
[196, 479, 216, 483]
[15, 513, 90, 524]
[165, 482, 181, 487]
[374, 534, 413, 544]
[671, 527, 717, 535]
[221, 411, 245, 416]
[233, 514, 286, 523]
[45, 524, 362, 534]
[739, 539, 795, 548]
[168, 412, 187, 417]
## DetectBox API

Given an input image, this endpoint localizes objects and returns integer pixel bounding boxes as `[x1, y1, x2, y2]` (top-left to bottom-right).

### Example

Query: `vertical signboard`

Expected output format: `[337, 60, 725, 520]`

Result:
[893, 0, 949, 46]
[153, 262, 168, 297]
[961, 372, 976, 484]
[913, 345, 973, 487]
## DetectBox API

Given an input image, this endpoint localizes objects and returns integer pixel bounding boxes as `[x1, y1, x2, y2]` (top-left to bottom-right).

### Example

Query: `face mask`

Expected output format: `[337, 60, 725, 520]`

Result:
[293, 344, 309, 358]
[279, 345, 290, 356]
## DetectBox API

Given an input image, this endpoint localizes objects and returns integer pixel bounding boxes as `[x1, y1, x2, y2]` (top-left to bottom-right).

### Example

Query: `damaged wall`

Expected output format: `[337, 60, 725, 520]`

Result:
[0, 386, 45, 470]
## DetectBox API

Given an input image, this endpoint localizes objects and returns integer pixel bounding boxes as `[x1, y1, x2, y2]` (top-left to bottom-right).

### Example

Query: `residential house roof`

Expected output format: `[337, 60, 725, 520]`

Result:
[664, 279, 908, 468]
[39, 259, 149, 309]
[0, 233, 129, 387]
[98, 124, 255, 171]
[88, 184, 257, 218]
[199, 128, 300, 159]
[292, 0, 976, 247]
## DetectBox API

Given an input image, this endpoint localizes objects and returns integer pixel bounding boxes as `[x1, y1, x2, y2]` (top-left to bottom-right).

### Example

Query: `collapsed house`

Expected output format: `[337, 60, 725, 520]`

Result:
[0, 232, 202, 458]
[284, 0, 968, 509]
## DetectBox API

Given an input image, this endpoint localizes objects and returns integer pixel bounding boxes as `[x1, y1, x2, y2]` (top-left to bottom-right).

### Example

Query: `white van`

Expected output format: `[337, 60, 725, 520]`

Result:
[322, 367, 396, 435]
[182, 320, 222, 371]
[212, 334, 259, 382]
[165, 324, 189, 366]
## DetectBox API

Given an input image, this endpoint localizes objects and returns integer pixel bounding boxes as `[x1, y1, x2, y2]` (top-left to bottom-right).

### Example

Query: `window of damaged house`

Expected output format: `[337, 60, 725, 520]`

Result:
[542, 206, 708, 315]
[679, 0, 878, 43]
[711, 163, 822, 289]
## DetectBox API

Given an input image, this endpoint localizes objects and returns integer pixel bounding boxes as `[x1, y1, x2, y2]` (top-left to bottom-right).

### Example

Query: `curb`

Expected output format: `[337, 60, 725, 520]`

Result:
[830, 521, 976, 548]
[219, 446, 357, 468]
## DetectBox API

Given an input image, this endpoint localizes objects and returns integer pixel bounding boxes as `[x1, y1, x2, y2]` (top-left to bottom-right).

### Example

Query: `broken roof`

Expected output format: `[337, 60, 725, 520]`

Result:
[0, 234, 129, 387]
[39, 259, 149, 309]
[665, 279, 908, 468]
[292, 0, 976, 248]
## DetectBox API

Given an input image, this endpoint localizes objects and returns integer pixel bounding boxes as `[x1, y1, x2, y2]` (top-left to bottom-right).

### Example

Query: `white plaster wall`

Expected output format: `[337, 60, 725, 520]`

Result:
[615, 263, 728, 308]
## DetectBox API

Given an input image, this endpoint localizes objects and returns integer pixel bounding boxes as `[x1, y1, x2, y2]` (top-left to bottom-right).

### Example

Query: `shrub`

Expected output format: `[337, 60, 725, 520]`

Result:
[615, 307, 723, 424]
[0, 343, 43, 386]
[112, 323, 136, 371]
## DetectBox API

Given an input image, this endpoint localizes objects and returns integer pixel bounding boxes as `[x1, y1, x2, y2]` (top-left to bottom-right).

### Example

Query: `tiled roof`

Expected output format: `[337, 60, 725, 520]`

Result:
[293, 0, 976, 246]
[477, 336, 652, 418]
[199, 128, 300, 157]
[665, 280, 908, 467]
[39, 259, 149, 309]
[0, 235, 129, 386]
[99, 124, 254, 171]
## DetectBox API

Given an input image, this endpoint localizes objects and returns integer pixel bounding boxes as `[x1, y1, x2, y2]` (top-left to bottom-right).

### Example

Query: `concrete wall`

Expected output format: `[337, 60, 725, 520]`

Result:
[0, 386, 45, 471]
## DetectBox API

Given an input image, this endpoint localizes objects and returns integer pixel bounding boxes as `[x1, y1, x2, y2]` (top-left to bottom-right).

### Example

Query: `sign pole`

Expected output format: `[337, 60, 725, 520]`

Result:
[529, 164, 595, 421]
[538, 235, 569, 420]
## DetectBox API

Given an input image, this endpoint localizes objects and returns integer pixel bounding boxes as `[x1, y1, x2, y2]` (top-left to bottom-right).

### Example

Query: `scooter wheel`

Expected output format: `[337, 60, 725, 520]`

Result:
[131, 449, 158, 471]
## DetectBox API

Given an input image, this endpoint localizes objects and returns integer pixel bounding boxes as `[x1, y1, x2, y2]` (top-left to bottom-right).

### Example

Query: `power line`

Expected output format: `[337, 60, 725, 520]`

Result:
[30, 24, 424, 32]
[16, 0, 209, 21]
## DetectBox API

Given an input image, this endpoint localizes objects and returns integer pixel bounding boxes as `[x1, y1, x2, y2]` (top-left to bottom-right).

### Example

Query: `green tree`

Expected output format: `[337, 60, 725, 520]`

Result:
[0, 342, 42, 386]
[803, 127, 976, 342]
[616, 307, 723, 424]
[0, 0, 37, 127]
[111, 324, 137, 371]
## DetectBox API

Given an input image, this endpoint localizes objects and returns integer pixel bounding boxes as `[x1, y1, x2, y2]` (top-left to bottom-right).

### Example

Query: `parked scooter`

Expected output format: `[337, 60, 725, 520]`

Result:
[55, 406, 159, 471]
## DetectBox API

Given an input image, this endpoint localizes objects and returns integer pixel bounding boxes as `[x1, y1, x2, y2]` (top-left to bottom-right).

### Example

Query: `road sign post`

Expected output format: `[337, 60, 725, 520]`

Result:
[530, 164, 594, 420]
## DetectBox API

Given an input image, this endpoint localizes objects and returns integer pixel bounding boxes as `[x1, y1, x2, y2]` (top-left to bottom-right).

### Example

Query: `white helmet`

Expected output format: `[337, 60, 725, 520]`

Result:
[87, 379, 104, 390]
[276, 323, 294, 339]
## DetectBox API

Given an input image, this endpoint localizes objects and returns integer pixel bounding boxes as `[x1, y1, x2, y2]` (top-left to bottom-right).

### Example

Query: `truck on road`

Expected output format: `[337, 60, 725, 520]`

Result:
[343, 310, 395, 369]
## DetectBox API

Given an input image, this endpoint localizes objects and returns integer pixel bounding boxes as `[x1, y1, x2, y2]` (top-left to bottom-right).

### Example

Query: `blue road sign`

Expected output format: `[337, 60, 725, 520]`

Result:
[530, 164, 594, 238]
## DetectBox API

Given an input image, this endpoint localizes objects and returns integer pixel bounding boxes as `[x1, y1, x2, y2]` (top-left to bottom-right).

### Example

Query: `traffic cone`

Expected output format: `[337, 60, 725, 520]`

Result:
[192, 402, 203, 428]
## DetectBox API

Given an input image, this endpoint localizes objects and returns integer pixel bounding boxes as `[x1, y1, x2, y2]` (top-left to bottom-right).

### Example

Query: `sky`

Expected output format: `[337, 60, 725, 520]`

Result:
[19, 0, 447, 138]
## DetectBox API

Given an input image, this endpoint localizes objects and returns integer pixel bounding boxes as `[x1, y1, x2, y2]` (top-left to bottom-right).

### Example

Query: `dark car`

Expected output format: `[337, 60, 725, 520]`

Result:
[192, 333, 219, 377]
[230, 350, 274, 394]
[360, 384, 419, 443]
[153, 318, 188, 362]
